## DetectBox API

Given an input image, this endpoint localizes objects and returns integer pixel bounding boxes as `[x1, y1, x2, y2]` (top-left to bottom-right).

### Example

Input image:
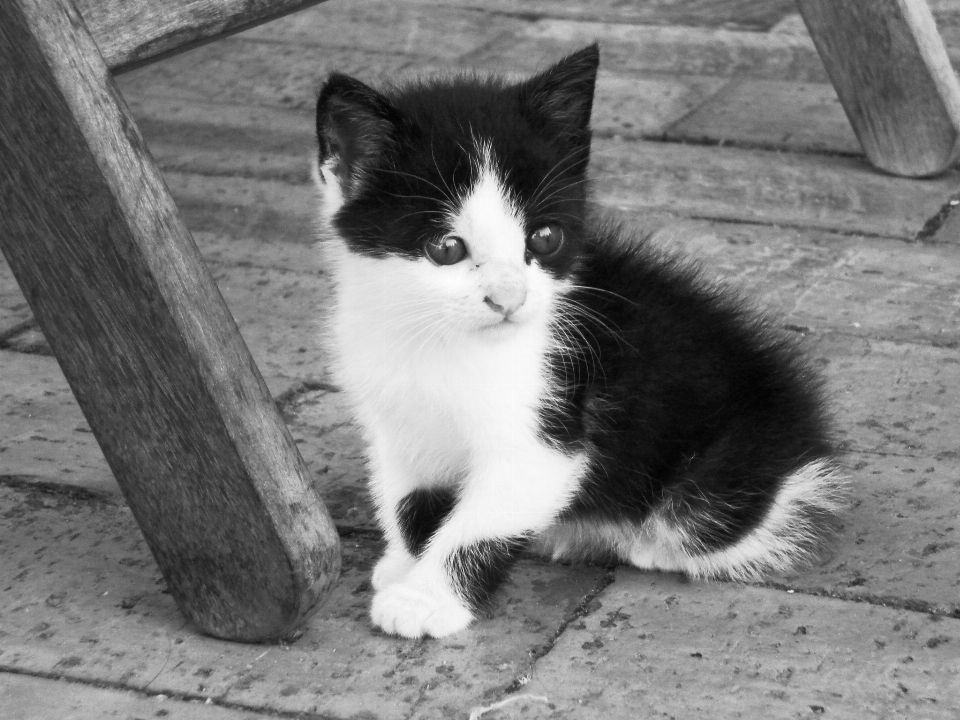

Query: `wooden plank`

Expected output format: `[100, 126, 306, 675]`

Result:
[797, 0, 960, 177]
[0, 0, 339, 641]
[75, 0, 325, 73]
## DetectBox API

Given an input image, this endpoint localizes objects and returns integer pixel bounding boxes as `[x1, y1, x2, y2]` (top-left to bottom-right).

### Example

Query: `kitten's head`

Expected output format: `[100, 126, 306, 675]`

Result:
[314, 45, 599, 337]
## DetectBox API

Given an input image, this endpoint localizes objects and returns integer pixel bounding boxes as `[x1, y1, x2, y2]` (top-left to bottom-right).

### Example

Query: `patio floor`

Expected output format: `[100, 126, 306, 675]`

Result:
[2, 1, 959, 717]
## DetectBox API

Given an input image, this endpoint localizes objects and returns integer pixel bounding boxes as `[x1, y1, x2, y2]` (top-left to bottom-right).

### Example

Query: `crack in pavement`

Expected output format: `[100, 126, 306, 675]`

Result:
[502, 568, 617, 696]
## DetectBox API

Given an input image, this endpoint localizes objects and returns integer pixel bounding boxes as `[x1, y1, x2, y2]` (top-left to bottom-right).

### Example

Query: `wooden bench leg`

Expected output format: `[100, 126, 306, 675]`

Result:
[797, 0, 960, 178]
[0, 0, 340, 641]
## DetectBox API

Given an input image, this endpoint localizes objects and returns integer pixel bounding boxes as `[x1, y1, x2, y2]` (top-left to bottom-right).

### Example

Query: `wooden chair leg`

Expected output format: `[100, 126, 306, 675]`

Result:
[797, 0, 960, 178]
[0, 0, 340, 642]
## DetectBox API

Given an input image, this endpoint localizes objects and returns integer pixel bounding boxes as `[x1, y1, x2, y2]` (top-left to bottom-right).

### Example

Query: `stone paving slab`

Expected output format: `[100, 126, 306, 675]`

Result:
[822, 335, 960, 461]
[0, 262, 32, 341]
[0, 484, 608, 720]
[281, 385, 370, 531]
[5, 2, 960, 717]
[467, 17, 830, 82]
[650, 219, 960, 346]
[1, 672, 273, 720]
[241, 0, 520, 63]
[0, 351, 114, 498]
[416, 0, 799, 32]
[164, 173, 316, 245]
[517, 571, 960, 719]
[116, 41, 420, 111]
[126, 73, 727, 163]
[784, 452, 960, 614]
[109, 114, 960, 247]
[206, 259, 330, 396]
[666, 79, 862, 155]
[594, 139, 960, 238]
[5, 217, 960, 602]
[112, 3, 826, 116]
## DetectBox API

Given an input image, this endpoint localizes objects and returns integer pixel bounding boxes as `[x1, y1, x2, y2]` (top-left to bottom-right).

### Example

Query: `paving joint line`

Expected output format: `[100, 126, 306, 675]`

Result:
[274, 379, 341, 414]
[0, 476, 380, 543]
[914, 191, 960, 243]
[160, 162, 310, 184]
[0, 474, 118, 505]
[0, 665, 341, 720]
[813, 326, 960, 350]
[680, 213, 911, 242]
[636, 129, 866, 161]
[0, 318, 36, 346]
[754, 581, 960, 620]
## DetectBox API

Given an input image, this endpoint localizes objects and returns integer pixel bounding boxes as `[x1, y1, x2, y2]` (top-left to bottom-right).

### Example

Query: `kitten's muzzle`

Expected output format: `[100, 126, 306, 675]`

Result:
[482, 267, 527, 319]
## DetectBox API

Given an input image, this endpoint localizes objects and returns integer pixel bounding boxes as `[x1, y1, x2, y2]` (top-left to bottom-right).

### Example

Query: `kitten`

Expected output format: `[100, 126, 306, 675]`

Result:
[312, 44, 845, 638]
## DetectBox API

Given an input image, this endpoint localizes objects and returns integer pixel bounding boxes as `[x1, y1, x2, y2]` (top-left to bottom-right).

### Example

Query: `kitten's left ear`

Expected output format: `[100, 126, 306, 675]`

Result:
[522, 43, 600, 144]
[316, 73, 401, 200]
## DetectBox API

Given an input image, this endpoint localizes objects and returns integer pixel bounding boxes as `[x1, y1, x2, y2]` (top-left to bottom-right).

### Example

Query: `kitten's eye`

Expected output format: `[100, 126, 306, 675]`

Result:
[424, 235, 468, 265]
[526, 224, 563, 257]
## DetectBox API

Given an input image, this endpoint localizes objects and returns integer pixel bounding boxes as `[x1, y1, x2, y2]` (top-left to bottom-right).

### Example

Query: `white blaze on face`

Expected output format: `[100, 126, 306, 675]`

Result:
[448, 159, 529, 320]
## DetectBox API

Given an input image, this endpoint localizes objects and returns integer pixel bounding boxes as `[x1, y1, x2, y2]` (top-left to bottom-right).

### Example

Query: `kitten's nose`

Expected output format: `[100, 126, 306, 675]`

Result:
[483, 266, 527, 318]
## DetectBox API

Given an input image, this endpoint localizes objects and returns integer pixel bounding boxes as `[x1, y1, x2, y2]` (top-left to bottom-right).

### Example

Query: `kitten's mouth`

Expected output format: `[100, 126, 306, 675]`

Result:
[480, 315, 524, 333]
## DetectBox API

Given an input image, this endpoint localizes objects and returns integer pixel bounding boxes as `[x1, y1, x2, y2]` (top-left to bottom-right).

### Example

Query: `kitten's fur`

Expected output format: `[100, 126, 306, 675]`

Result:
[313, 45, 845, 638]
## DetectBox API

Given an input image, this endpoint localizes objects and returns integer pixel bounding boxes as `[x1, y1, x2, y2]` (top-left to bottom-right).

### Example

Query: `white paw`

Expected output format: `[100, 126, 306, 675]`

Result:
[371, 547, 417, 591]
[371, 582, 474, 638]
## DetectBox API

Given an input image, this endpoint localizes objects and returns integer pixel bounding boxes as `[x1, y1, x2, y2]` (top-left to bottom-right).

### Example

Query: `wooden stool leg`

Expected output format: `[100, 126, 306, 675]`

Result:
[797, 0, 960, 178]
[0, 0, 340, 641]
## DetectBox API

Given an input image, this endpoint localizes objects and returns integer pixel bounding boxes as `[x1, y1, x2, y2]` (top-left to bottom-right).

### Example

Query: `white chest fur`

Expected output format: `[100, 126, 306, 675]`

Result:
[327, 241, 556, 483]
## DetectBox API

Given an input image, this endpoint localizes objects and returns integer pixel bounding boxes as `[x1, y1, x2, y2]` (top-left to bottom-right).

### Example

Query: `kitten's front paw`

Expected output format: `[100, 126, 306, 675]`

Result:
[371, 548, 417, 591]
[371, 582, 473, 638]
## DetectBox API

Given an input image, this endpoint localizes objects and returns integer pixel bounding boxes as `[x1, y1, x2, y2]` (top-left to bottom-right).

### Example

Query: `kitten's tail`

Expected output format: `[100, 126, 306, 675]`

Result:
[535, 459, 848, 582]
[631, 459, 848, 582]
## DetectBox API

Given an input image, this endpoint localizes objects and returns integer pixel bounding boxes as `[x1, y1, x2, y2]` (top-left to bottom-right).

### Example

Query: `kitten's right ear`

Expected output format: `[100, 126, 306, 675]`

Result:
[522, 43, 600, 146]
[316, 73, 399, 200]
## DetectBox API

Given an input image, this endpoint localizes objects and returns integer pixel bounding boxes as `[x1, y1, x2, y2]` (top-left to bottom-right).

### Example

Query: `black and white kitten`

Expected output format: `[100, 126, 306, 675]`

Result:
[313, 45, 844, 638]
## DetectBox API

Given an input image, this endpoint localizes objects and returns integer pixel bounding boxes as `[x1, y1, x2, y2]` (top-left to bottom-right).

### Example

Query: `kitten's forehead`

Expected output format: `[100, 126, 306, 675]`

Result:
[449, 147, 526, 262]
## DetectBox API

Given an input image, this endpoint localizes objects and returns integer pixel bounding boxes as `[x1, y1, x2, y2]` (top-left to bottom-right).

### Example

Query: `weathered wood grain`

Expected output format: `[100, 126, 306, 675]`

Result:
[0, 0, 339, 641]
[797, 0, 960, 177]
[75, 0, 325, 73]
